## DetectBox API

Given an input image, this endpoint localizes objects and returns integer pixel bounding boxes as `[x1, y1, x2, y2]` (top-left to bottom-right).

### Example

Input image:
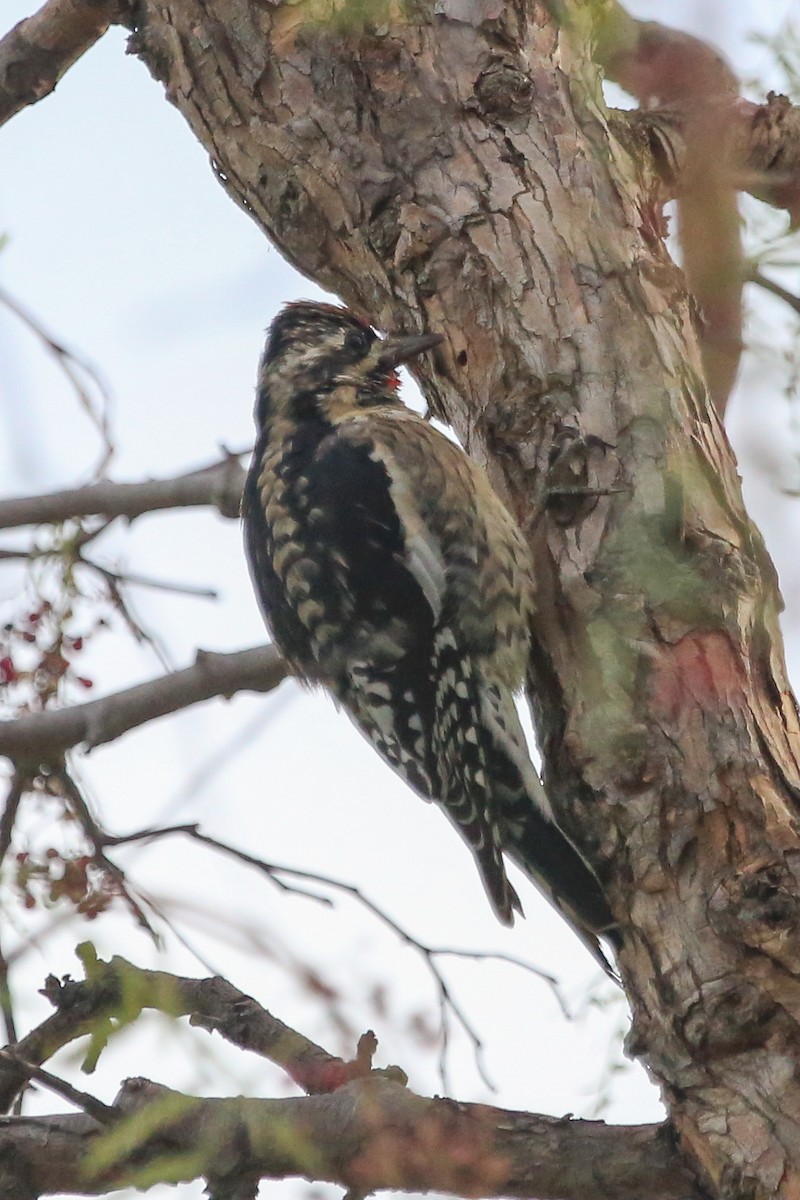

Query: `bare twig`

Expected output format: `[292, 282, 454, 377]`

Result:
[0, 1049, 116, 1125]
[95, 569, 175, 670]
[0, 287, 114, 474]
[0, 645, 287, 760]
[0, 773, 26, 1077]
[0, 772, 25, 868]
[54, 765, 161, 942]
[0, 544, 219, 600]
[0, 454, 248, 531]
[39, 805, 568, 1092]
[0, 0, 127, 129]
[748, 265, 800, 317]
[83, 558, 218, 600]
[118, 824, 570, 1091]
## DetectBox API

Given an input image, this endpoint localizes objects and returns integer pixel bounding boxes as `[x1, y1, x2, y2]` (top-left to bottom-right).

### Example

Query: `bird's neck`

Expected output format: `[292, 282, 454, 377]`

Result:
[257, 377, 403, 433]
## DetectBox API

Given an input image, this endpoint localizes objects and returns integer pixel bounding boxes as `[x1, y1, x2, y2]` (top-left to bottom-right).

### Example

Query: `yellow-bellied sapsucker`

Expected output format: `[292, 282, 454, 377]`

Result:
[243, 301, 619, 974]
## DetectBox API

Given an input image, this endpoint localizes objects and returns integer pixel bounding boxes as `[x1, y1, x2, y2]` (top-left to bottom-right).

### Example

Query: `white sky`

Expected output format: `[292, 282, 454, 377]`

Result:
[1, 2, 800, 1198]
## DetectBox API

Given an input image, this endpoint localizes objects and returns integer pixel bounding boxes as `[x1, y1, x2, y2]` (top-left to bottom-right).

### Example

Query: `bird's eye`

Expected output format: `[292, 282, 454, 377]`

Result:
[344, 329, 370, 354]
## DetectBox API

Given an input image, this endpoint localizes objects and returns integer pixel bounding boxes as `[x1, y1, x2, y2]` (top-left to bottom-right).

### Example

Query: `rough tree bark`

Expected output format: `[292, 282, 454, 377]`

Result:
[124, 2, 800, 1197]
[4, 0, 800, 1196]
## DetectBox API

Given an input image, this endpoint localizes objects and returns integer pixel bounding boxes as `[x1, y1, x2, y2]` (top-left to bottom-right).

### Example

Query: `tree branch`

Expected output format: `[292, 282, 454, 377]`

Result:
[582, 4, 800, 405]
[627, 97, 800, 226]
[0, 645, 287, 760]
[0, 287, 115, 476]
[0, 1076, 702, 1200]
[748, 265, 800, 317]
[587, 4, 743, 414]
[0, 954, 701, 1200]
[0, 1050, 117, 1126]
[1, 950, 384, 1106]
[0, 453, 247, 530]
[0, 0, 128, 129]
[592, 5, 739, 106]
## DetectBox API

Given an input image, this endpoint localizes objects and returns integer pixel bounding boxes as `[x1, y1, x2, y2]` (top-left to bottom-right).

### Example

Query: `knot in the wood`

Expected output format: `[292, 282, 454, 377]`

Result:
[368, 196, 401, 258]
[708, 861, 800, 948]
[680, 978, 779, 1056]
[473, 58, 533, 118]
[545, 429, 606, 525]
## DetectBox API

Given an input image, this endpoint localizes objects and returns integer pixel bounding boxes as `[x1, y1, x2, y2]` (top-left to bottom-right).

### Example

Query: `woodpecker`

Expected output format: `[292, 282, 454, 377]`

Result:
[243, 301, 619, 975]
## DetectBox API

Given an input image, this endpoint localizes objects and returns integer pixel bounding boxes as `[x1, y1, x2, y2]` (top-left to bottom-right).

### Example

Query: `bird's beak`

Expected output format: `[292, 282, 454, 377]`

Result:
[376, 332, 443, 370]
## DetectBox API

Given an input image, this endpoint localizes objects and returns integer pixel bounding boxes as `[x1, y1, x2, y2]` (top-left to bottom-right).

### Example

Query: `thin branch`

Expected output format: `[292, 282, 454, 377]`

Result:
[0, 1050, 116, 1126]
[0, 0, 127, 129]
[0, 772, 25, 867]
[108, 819, 332, 905]
[0, 453, 248, 531]
[0, 545, 219, 599]
[0, 287, 115, 475]
[0, 645, 287, 760]
[748, 265, 800, 317]
[54, 765, 161, 942]
[187, 830, 566, 998]
[127, 824, 570, 1090]
[2, 952, 399, 1107]
[82, 558, 218, 600]
[93, 569, 174, 671]
[0, 772, 26, 1078]
[47, 810, 566, 1092]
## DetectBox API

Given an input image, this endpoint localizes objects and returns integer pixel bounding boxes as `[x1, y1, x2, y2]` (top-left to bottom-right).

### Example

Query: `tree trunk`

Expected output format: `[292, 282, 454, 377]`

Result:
[127, 2, 800, 1196]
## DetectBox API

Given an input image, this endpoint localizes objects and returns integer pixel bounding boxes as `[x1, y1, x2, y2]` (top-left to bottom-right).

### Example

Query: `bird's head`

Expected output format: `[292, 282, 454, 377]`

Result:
[255, 301, 441, 427]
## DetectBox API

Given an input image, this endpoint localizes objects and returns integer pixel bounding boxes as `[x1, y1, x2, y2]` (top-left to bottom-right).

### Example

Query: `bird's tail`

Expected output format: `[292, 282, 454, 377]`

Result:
[477, 681, 620, 980]
[431, 628, 522, 925]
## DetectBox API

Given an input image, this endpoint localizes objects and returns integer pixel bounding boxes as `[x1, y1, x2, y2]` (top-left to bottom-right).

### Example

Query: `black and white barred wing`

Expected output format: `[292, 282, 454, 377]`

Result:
[302, 429, 520, 923]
